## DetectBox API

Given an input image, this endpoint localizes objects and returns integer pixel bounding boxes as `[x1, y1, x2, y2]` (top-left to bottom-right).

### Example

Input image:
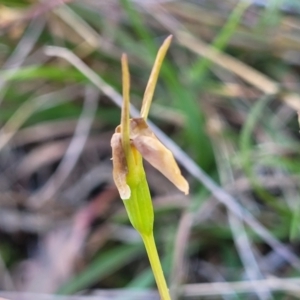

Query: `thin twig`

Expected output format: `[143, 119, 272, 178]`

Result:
[0, 0, 73, 32]
[169, 210, 193, 300]
[183, 277, 300, 297]
[53, 4, 121, 58]
[229, 214, 273, 300]
[29, 86, 99, 207]
[0, 85, 81, 152]
[192, 261, 239, 300]
[208, 109, 273, 299]
[1, 277, 300, 299]
[144, 4, 300, 111]
[0, 17, 46, 105]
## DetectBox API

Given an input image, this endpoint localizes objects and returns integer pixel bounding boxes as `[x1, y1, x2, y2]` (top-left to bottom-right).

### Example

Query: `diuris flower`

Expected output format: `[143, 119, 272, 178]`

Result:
[110, 35, 187, 300]
[111, 36, 189, 202]
[111, 117, 189, 200]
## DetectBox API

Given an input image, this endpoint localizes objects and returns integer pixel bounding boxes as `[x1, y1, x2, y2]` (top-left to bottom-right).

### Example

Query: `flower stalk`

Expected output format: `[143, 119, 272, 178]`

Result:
[111, 35, 189, 300]
[142, 233, 170, 300]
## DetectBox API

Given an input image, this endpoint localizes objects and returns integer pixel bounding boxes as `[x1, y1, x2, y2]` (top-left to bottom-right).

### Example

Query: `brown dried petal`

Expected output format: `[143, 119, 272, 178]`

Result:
[130, 118, 189, 195]
[111, 132, 131, 200]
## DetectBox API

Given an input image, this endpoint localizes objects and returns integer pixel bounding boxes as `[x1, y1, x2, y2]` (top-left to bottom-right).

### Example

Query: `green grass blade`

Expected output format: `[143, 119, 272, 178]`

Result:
[189, 1, 249, 82]
[58, 243, 143, 295]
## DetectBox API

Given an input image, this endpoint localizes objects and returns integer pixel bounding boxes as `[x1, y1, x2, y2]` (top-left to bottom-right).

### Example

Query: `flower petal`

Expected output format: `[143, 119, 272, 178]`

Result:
[130, 118, 189, 195]
[111, 132, 131, 200]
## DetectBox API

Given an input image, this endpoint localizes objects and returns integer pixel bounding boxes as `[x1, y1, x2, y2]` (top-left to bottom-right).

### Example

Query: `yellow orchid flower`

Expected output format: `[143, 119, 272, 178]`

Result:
[110, 35, 189, 300]
[111, 36, 189, 202]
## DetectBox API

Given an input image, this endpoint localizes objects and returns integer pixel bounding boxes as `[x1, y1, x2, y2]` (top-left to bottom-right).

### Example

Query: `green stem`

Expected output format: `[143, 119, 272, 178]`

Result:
[141, 233, 171, 300]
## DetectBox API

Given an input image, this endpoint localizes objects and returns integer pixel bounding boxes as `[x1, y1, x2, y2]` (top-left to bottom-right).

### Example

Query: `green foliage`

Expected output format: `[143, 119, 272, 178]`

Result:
[1, 1, 300, 298]
[58, 243, 143, 294]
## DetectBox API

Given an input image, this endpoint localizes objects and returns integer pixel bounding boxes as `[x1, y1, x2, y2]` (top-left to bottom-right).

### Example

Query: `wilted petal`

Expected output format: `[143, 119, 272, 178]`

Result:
[111, 132, 131, 200]
[130, 118, 189, 195]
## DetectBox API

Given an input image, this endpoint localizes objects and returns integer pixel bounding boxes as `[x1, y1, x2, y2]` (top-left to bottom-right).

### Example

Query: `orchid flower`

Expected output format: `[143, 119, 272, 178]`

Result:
[110, 35, 189, 300]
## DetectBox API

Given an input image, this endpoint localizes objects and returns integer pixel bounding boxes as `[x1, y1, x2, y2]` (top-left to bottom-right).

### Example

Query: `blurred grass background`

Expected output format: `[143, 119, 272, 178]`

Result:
[1, 0, 300, 299]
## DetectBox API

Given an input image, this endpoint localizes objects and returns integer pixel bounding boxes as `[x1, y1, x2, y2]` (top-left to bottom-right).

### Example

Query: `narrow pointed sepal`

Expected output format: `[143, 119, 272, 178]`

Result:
[130, 118, 189, 195]
[111, 132, 131, 200]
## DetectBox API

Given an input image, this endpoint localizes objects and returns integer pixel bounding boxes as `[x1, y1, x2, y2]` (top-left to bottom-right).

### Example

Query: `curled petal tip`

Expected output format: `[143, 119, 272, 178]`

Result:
[176, 178, 189, 195]
[120, 185, 131, 200]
